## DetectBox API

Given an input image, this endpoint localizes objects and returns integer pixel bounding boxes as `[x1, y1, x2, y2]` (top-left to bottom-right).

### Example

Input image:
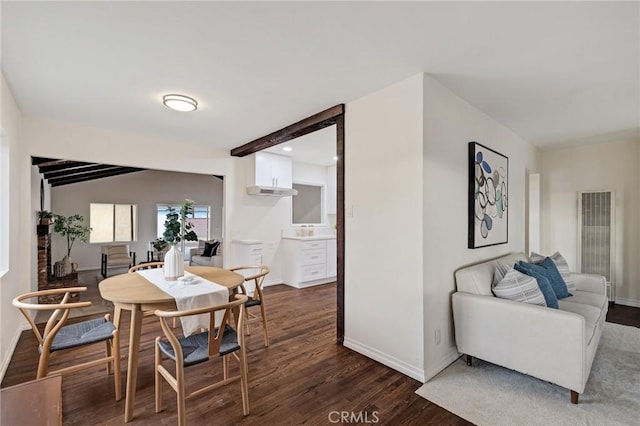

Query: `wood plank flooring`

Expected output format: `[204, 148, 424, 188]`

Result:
[4, 282, 638, 425]
[2, 283, 469, 425]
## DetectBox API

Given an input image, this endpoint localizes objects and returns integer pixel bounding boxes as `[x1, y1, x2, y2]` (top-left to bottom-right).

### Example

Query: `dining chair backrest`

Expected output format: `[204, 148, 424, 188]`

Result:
[228, 265, 270, 347]
[153, 294, 251, 423]
[12, 287, 122, 401]
[128, 262, 164, 273]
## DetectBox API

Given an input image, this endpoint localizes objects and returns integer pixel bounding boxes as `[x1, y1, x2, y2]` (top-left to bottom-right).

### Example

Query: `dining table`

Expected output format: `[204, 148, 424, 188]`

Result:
[99, 266, 245, 422]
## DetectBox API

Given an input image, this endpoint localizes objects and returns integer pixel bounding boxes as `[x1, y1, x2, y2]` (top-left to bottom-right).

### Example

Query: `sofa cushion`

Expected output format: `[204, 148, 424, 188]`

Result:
[557, 301, 602, 345]
[518, 261, 571, 299]
[492, 268, 547, 306]
[562, 290, 608, 311]
[514, 263, 559, 308]
[530, 251, 576, 293]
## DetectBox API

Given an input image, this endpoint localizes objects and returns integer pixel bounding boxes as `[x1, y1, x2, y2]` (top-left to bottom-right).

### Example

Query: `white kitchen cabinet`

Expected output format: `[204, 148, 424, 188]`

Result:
[281, 237, 337, 288]
[231, 240, 263, 280]
[250, 152, 293, 188]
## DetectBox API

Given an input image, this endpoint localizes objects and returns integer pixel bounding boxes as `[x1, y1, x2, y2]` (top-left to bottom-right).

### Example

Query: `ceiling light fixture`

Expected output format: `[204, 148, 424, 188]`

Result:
[333, 156, 339, 161]
[162, 94, 198, 112]
[282, 146, 293, 152]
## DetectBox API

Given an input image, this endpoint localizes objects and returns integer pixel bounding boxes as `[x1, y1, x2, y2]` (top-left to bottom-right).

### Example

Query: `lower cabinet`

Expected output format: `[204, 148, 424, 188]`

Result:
[282, 237, 337, 288]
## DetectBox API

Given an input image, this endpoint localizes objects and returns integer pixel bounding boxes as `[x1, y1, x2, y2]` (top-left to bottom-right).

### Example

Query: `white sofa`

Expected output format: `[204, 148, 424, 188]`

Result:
[188, 240, 223, 268]
[452, 252, 608, 404]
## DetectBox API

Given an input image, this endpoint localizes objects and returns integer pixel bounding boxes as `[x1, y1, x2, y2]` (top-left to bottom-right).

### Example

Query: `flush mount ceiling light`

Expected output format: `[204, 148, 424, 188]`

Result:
[162, 94, 198, 112]
[282, 146, 293, 152]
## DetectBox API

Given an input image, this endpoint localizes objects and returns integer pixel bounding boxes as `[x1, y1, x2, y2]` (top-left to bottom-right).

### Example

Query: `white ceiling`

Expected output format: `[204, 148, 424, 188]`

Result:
[2, 2, 638, 155]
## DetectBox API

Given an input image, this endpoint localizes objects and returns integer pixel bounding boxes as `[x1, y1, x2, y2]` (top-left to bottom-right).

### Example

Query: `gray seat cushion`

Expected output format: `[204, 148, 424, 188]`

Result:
[157, 324, 240, 367]
[42, 317, 115, 353]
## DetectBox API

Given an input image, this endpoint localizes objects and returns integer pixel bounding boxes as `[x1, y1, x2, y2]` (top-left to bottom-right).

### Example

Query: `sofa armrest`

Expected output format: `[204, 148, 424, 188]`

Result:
[571, 273, 606, 296]
[452, 292, 588, 392]
[188, 247, 199, 261]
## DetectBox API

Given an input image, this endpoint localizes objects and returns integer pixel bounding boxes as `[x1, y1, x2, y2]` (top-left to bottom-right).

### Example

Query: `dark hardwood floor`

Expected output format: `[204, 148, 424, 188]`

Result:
[4, 282, 639, 425]
[2, 283, 471, 425]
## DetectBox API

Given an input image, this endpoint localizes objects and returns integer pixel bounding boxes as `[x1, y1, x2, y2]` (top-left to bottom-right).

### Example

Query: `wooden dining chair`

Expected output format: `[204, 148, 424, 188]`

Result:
[12, 287, 122, 401]
[153, 294, 250, 425]
[228, 265, 270, 347]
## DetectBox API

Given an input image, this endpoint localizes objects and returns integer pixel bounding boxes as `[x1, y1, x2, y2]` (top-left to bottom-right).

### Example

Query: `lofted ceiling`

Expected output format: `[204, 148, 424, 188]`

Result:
[2, 2, 639, 153]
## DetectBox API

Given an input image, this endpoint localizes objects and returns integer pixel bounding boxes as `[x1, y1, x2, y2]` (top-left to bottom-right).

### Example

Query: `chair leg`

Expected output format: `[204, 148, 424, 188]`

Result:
[36, 352, 50, 379]
[154, 338, 163, 413]
[223, 355, 229, 380]
[105, 340, 113, 375]
[176, 364, 186, 426]
[112, 332, 122, 401]
[245, 309, 251, 336]
[238, 349, 250, 416]
[259, 304, 269, 347]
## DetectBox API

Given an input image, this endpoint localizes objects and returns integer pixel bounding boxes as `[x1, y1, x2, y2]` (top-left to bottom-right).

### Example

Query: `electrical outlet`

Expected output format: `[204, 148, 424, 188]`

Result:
[435, 328, 441, 345]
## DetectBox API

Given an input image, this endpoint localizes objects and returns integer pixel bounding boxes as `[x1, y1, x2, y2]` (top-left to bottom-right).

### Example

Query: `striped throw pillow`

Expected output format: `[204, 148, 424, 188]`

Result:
[530, 251, 575, 293]
[492, 261, 512, 286]
[492, 268, 547, 306]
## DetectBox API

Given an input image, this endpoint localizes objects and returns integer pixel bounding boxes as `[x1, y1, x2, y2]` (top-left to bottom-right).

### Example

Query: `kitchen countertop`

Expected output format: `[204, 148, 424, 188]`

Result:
[232, 239, 263, 245]
[281, 235, 336, 241]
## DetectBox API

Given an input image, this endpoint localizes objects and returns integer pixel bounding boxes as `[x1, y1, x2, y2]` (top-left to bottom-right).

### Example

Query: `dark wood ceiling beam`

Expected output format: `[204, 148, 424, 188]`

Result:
[49, 167, 144, 187]
[38, 160, 96, 174]
[230, 104, 344, 157]
[31, 157, 60, 166]
[44, 163, 118, 179]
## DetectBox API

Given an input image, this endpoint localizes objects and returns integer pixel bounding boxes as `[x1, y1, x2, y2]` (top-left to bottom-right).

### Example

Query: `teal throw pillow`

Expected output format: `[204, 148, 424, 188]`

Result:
[514, 263, 559, 309]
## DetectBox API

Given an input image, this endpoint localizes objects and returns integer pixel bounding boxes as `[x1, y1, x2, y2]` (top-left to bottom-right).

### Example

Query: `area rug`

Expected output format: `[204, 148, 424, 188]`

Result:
[416, 322, 640, 426]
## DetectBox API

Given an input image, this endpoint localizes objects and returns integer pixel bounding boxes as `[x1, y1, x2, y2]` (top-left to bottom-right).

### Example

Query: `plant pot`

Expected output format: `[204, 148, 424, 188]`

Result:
[164, 245, 184, 281]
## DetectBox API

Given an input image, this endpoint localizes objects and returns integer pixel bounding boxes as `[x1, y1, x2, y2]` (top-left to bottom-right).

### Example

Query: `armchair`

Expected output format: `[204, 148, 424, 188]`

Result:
[101, 244, 136, 278]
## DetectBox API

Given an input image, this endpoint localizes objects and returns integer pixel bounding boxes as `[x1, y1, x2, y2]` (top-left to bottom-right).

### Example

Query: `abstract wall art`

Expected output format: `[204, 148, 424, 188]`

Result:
[468, 141, 508, 248]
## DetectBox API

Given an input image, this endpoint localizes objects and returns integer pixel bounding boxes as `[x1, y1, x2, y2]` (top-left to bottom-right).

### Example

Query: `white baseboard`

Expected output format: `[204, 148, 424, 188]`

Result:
[615, 298, 640, 308]
[0, 321, 30, 384]
[422, 348, 461, 382]
[343, 337, 425, 382]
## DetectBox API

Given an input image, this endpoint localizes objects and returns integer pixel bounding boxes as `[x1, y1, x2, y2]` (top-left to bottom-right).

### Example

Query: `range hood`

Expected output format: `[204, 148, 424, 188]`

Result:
[246, 186, 298, 197]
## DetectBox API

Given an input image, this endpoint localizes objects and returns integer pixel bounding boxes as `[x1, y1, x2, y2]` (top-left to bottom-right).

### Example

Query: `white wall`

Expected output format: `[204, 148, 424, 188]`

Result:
[49, 169, 223, 270]
[0, 73, 28, 382]
[422, 74, 539, 380]
[345, 73, 425, 380]
[540, 139, 640, 306]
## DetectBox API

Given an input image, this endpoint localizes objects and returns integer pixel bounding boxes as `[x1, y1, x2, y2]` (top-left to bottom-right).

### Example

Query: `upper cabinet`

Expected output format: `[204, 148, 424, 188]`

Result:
[251, 152, 293, 188]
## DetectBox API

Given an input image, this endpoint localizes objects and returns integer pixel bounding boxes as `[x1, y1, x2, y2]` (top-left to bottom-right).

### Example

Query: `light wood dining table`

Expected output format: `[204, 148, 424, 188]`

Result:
[99, 266, 245, 422]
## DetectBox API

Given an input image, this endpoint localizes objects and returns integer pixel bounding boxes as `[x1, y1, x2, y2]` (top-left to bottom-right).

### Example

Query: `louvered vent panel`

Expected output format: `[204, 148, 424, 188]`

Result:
[579, 191, 614, 300]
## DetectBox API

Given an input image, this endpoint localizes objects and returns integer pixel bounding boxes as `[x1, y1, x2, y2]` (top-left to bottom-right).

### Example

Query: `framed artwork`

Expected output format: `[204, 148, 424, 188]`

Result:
[468, 141, 508, 248]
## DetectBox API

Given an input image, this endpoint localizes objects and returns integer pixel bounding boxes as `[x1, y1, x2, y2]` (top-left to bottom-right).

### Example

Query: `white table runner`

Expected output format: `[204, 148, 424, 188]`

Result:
[136, 268, 228, 336]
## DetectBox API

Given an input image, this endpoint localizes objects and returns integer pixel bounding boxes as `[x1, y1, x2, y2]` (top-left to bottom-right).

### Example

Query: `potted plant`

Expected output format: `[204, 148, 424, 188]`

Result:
[162, 199, 198, 280]
[37, 210, 54, 225]
[152, 238, 168, 253]
[53, 213, 91, 275]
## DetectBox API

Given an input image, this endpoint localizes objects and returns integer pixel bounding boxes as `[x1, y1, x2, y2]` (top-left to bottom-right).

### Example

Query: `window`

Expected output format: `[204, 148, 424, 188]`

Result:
[156, 204, 210, 241]
[292, 183, 323, 224]
[90, 203, 138, 243]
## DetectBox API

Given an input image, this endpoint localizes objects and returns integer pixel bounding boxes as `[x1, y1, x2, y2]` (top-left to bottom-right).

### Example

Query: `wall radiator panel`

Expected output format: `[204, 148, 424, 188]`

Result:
[577, 191, 615, 301]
